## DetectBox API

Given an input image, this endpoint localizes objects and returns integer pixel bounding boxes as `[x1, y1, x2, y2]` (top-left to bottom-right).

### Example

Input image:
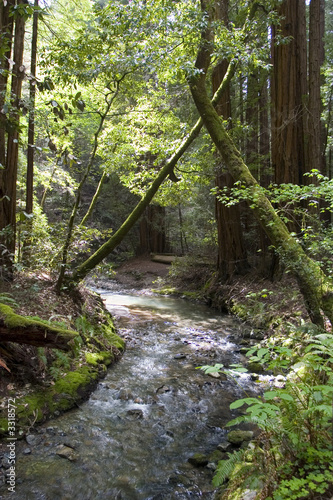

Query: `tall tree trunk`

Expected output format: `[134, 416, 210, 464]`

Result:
[213, 0, 247, 280]
[0, 0, 14, 168]
[23, 0, 39, 265]
[188, 0, 333, 327]
[0, 0, 15, 273]
[271, 0, 308, 187]
[138, 205, 168, 255]
[308, 0, 325, 175]
[0, 0, 27, 277]
[26, 0, 39, 216]
[257, 69, 272, 271]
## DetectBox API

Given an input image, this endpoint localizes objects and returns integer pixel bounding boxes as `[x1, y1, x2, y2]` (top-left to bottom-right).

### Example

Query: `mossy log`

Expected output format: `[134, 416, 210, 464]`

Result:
[0, 304, 78, 350]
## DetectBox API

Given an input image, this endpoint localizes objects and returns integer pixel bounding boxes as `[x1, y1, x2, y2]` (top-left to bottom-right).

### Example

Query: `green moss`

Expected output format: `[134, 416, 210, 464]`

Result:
[7, 364, 100, 431]
[101, 324, 125, 350]
[0, 297, 125, 439]
[85, 351, 113, 366]
[0, 304, 78, 337]
[152, 287, 178, 295]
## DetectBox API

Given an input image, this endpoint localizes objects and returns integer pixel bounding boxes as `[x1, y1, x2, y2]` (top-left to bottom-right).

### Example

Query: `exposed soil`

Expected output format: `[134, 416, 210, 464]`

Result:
[91, 254, 171, 290]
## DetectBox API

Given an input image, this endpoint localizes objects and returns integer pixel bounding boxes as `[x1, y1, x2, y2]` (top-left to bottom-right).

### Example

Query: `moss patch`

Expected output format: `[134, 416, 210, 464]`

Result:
[85, 351, 113, 366]
[3, 365, 100, 433]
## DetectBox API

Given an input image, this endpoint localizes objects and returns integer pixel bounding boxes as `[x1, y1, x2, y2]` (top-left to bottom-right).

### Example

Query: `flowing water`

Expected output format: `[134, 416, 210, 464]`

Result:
[1, 289, 259, 500]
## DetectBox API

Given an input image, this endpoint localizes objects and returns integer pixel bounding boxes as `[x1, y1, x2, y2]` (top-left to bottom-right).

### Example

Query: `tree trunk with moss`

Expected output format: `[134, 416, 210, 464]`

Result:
[0, 304, 78, 350]
[80, 169, 107, 227]
[188, 0, 333, 327]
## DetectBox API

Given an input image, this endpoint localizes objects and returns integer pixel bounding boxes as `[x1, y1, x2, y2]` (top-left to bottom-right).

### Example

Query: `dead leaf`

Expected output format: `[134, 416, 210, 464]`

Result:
[1, 358, 10, 372]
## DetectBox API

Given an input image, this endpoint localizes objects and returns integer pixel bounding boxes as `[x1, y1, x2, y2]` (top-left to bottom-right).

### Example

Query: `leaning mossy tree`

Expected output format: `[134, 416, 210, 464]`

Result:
[187, 0, 333, 328]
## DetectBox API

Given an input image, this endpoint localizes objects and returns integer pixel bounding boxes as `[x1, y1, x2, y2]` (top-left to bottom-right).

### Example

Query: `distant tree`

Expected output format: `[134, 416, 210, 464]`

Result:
[0, 0, 30, 277]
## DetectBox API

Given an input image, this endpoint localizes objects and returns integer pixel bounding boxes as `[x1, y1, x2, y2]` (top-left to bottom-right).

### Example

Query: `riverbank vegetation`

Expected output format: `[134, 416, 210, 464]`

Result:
[0, 0, 333, 498]
[0, 274, 124, 436]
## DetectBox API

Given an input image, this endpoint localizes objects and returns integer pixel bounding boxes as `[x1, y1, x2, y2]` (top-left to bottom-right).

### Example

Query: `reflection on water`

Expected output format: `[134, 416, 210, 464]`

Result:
[2, 291, 254, 500]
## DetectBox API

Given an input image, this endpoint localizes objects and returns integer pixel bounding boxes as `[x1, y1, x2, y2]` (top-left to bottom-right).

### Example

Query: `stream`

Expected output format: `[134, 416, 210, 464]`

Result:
[1, 288, 261, 500]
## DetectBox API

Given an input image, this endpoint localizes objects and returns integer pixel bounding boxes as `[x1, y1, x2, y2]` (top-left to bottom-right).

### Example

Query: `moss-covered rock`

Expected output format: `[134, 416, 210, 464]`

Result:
[85, 351, 113, 366]
[188, 453, 209, 467]
[227, 430, 254, 445]
[246, 362, 264, 374]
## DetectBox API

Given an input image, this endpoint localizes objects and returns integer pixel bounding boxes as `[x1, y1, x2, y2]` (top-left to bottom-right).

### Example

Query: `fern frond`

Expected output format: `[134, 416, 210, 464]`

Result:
[0, 293, 18, 308]
[213, 450, 245, 487]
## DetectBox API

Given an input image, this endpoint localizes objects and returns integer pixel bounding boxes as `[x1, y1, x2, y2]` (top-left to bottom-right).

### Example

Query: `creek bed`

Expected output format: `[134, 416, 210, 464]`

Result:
[1, 289, 260, 499]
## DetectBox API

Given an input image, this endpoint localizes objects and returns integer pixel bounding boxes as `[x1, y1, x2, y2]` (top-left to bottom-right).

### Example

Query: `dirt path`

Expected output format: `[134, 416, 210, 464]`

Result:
[110, 255, 171, 289]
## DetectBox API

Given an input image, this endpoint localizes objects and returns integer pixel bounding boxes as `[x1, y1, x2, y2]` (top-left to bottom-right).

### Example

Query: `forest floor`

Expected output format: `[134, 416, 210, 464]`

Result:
[99, 254, 171, 289]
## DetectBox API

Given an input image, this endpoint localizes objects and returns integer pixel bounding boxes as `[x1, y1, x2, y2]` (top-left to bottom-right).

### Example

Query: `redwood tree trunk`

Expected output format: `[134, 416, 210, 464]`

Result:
[271, 0, 308, 187]
[0, 0, 27, 277]
[138, 205, 168, 255]
[0, 0, 14, 169]
[308, 0, 325, 175]
[26, 0, 39, 216]
[213, 0, 247, 280]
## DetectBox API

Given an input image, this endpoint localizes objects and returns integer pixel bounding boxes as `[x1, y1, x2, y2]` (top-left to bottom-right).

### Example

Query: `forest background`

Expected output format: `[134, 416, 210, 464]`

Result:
[1, 0, 333, 499]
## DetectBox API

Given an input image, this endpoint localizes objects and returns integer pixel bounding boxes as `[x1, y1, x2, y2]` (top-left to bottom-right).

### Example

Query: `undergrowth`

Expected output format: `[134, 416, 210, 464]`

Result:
[201, 327, 333, 500]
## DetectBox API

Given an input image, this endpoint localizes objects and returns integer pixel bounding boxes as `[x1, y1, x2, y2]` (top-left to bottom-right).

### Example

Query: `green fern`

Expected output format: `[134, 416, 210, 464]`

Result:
[214, 331, 333, 499]
[0, 293, 18, 308]
[213, 450, 245, 487]
[53, 349, 71, 370]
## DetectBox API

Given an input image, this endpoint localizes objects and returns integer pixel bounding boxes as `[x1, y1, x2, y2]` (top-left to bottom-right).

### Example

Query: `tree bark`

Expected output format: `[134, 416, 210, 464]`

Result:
[0, 0, 15, 169]
[138, 205, 168, 255]
[22, 0, 39, 265]
[26, 0, 39, 216]
[308, 0, 325, 175]
[271, 0, 308, 187]
[213, 0, 248, 280]
[188, 0, 333, 327]
[0, 0, 28, 276]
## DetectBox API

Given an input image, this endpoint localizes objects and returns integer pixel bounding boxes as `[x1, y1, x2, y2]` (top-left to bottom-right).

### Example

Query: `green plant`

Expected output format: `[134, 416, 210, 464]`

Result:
[0, 293, 18, 308]
[75, 315, 96, 339]
[209, 333, 333, 499]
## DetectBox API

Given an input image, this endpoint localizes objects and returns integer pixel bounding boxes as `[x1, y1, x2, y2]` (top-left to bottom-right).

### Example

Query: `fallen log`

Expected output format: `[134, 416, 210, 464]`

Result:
[0, 304, 78, 351]
[151, 254, 180, 264]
